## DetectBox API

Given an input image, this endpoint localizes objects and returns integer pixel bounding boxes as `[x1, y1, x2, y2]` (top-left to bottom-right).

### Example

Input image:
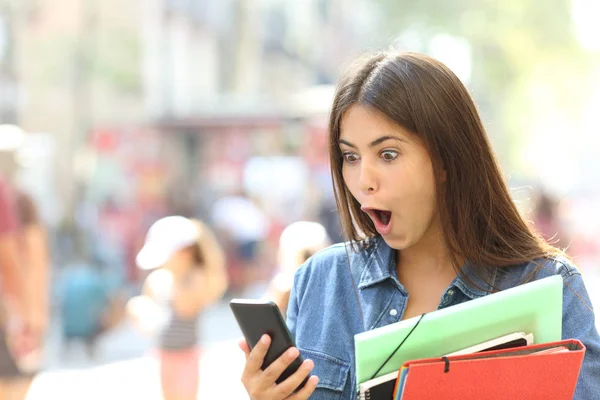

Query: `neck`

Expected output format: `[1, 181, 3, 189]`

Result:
[396, 220, 461, 277]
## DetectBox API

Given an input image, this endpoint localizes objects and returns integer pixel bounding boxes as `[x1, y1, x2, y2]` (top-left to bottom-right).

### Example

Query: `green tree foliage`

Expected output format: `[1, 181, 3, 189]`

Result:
[374, 0, 590, 173]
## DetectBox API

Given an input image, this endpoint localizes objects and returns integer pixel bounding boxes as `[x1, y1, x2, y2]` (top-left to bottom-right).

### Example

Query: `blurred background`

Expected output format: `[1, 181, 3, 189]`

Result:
[0, 0, 599, 398]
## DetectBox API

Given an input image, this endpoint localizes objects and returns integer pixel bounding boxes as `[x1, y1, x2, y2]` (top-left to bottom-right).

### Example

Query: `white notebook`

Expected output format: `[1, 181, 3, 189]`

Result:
[445, 331, 534, 357]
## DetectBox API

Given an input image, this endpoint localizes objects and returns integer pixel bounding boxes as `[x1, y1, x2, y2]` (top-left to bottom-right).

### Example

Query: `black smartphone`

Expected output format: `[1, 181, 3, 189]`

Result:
[230, 299, 308, 389]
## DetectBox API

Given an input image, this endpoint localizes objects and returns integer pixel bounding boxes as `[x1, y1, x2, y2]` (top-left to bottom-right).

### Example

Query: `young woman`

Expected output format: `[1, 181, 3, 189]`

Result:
[128, 216, 227, 400]
[238, 51, 600, 399]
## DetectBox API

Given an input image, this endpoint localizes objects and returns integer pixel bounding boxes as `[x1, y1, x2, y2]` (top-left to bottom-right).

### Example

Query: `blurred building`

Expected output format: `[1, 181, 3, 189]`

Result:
[0, 0, 377, 278]
[0, 0, 144, 224]
[1, 0, 375, 219]
[139, 0, 376, 228]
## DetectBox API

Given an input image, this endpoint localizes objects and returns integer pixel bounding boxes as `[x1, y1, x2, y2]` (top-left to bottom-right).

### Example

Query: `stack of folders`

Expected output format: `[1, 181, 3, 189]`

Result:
[393, 338, 585, 399]
[358, 332, 534, 399]
[354, 276, 586, 400]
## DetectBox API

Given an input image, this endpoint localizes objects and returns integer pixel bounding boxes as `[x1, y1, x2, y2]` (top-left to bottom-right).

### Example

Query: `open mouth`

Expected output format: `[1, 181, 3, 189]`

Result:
[373, 209, 391, 225]
[361, 207, 393, 234]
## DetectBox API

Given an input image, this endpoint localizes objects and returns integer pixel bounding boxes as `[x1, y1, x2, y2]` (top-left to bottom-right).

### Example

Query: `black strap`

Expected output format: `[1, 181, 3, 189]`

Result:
[442, 356, 450, 373]
[369, 312, 428, 380]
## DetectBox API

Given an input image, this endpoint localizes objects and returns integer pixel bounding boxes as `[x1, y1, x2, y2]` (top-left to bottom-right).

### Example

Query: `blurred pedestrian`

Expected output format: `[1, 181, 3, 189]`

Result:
[0, 127, 49, 400]
[211, 191, 269, 293]
[0, 175, 33, 400]
[59, 260, 122, 359]
[127, 216, 227, 400]
[263, 221, 330, 318]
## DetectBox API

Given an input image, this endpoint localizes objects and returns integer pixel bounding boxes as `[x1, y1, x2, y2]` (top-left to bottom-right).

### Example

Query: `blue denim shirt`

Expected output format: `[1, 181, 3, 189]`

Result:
[287, 236, 600, 399]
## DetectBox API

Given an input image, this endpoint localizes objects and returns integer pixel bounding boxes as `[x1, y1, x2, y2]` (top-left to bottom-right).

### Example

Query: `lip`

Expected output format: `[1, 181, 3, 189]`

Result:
[361, 206, 393, 236]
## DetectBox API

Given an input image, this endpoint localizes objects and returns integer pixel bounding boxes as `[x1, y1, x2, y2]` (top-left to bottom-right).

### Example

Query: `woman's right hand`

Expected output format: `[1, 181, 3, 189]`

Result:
[239, 335, 319, 399]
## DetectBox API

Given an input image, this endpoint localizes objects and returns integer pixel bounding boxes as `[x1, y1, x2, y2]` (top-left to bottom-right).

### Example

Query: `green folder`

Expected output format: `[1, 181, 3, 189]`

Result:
[354, 275, 563, 385]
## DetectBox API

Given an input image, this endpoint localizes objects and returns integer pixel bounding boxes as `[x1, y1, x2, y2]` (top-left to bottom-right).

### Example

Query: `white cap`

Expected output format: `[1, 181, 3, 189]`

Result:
[278, 221, 330, 276]
[279, 221, 329, 252]
[136, 216, 199, 270]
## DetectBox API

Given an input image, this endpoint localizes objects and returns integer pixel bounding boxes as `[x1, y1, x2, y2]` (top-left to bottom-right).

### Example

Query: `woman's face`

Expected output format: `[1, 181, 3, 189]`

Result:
[340, 105, 440, 250]
[164, 247, 194, 275]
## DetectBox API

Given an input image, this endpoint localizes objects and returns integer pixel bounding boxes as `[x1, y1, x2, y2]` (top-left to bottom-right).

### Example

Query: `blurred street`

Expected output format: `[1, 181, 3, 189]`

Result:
[27, 298, 252, 400]
[20, 272, 600, 400]
[0, 1, 600, 400]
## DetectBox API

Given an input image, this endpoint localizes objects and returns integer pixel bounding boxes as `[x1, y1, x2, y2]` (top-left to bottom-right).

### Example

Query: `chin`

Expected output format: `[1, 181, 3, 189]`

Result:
[380, 234, 412, 251]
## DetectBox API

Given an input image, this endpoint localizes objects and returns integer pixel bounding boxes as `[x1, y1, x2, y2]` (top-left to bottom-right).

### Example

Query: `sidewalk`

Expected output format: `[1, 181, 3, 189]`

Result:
[26, 298, 250, 399]
[27, 338, 248, 400]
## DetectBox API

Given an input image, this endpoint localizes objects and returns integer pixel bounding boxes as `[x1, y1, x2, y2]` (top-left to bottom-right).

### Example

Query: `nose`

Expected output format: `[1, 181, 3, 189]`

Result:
[358, 163, 378, 195]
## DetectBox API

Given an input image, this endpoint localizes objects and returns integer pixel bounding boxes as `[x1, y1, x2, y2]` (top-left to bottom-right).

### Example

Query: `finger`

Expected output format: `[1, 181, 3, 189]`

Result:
[238, 339, 251, 360]
[245, 334, 271, 374]
[259, 347, 301, 390]
[271, 359, 314, 398]
[287, 375, 319, 400]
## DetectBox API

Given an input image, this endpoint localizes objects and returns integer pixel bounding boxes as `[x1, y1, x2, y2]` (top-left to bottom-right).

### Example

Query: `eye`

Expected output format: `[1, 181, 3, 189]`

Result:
[342, 152, 360, 164]
[380, 150, 399, 162]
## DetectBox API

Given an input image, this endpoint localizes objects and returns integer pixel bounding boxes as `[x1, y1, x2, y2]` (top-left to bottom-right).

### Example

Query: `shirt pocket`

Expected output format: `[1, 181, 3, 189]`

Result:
[299, 348, 350, 399]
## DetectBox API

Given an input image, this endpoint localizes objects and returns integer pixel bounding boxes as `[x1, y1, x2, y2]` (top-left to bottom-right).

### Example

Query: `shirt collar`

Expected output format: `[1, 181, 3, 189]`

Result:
[357, 236, 497, 298]
[357, 236, 396, 289]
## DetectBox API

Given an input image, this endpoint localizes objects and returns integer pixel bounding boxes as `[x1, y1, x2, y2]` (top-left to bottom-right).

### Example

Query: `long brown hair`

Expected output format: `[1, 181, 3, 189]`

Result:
[329, 51, 562, 289]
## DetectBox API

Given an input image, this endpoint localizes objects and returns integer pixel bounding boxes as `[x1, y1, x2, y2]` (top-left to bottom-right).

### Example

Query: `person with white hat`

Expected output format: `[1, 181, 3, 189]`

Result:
[263, 221, 330, 318]
[127, 216, 227, 400]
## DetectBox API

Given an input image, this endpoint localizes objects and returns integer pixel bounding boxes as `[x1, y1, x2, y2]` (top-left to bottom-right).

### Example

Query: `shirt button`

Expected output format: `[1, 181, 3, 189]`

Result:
[447, 289, 455, 296]
[390, 309, 398, 316]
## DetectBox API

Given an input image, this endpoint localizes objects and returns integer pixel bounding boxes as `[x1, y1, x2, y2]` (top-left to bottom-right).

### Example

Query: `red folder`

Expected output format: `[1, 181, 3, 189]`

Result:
[398, 339, 585, 400]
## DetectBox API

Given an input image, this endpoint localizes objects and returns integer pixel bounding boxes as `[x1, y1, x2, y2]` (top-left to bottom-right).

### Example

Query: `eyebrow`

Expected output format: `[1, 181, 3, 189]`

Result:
[339, 135, 407, 149]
